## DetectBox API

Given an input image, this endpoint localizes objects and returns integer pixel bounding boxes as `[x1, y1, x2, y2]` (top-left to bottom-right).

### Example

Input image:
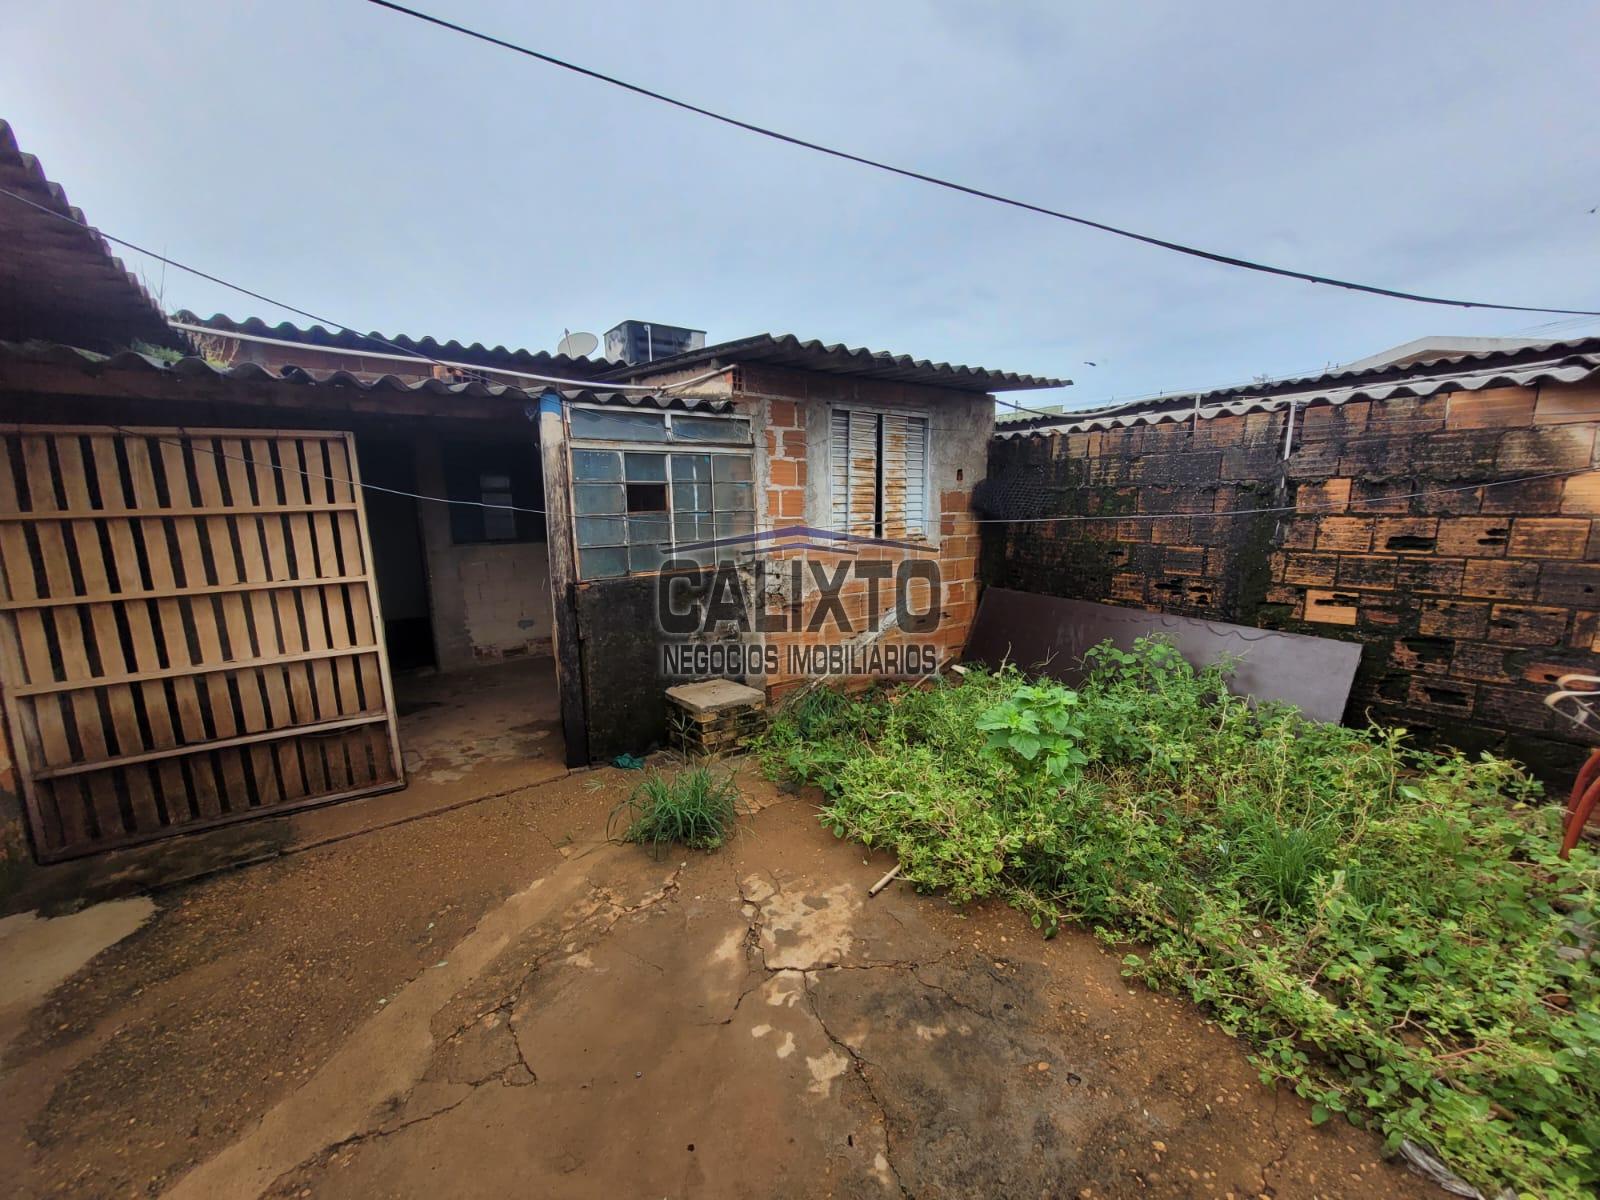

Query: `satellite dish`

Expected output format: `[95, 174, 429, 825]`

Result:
[557, 330, 599, 358]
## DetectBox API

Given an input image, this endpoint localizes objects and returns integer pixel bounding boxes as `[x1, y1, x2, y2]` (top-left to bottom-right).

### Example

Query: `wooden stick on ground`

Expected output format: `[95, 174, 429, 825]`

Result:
[868, 864, 902, 897]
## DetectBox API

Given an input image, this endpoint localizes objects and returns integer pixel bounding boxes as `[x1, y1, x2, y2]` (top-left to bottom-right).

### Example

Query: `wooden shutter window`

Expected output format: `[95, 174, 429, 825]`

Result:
[829, 410, 929, 539]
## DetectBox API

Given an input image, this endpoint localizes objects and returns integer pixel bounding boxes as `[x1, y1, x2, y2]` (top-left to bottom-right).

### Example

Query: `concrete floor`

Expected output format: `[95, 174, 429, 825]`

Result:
[1, 658, 567, 916]
[0, 760, 1439, 1199]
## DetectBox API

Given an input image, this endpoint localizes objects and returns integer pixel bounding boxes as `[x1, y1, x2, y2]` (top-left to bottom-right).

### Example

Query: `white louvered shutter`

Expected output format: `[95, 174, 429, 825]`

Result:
[830, 409, 851, 532]
[830, 409, 881, 536]
[881, 413, 928, 538]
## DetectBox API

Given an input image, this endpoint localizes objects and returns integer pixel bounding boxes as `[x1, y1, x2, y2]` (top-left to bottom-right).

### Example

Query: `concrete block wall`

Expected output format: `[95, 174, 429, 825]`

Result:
[736, 366, 991, 703]
[982, 382, 1600, 787]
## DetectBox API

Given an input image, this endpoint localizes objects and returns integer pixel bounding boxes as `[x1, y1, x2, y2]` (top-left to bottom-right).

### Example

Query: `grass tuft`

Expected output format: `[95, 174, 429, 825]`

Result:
[610, 764, 742, 854]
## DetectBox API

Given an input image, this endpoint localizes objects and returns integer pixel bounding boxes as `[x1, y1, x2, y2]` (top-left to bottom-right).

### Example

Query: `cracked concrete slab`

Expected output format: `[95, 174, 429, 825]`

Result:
[3, 773, 1439, 1200]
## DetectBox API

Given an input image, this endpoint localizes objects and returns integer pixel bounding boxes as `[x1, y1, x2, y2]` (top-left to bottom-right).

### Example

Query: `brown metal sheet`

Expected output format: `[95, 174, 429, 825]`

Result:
[963, 588, 1363, 724]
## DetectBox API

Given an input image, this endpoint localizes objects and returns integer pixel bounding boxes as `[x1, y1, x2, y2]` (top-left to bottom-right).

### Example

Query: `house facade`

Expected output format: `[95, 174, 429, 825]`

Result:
[0, 123, 1065, 869]
[568, 337, 1064, 758]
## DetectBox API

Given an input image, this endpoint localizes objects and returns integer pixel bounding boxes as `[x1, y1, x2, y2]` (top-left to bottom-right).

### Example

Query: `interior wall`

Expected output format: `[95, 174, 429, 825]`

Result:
[356, 436, 435, 671]
[413, 439, 554, 671]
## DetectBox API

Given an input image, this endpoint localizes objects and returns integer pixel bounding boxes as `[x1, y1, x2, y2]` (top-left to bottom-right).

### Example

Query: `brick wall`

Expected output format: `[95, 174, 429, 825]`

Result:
[734, 366, 991, 703]
[981, 381, 1600, 787]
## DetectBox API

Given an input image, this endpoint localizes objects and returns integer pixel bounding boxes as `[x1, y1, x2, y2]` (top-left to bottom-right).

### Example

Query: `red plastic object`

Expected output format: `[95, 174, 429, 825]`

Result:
[1560, 748, 1600, 860]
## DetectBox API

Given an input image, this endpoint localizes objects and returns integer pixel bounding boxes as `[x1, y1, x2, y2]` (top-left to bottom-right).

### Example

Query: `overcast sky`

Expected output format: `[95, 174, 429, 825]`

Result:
[5, 1, 1597, 410]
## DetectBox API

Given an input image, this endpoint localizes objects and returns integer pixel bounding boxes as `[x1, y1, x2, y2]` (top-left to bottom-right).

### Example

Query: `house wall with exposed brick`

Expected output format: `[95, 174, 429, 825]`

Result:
[733, 365, 991, 704]
[981, 382, 1600, 787]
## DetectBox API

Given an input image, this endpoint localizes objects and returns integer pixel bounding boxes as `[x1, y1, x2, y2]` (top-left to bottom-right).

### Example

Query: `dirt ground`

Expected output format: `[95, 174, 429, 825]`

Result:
[0, 763, 1440, 1199]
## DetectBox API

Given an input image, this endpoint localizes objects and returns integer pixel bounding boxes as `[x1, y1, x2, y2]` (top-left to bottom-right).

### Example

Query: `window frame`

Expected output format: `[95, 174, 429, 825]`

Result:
[564, 403, 753, 447]
[566, 405, 756, 581]
[828, 405, 933, 540]
[441, 439, 546, 546]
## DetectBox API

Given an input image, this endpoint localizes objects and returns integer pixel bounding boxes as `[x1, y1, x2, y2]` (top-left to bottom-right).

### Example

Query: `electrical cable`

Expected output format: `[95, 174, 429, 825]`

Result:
[0, 182, 1056, 417]
[101, 424, 1599, 545]
[361, 0, 1600, 318]
[0, 185, 720, 396]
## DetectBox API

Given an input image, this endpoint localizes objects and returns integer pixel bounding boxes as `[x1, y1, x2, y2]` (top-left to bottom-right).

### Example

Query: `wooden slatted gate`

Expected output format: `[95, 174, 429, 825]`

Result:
[0, 426, 404, 861]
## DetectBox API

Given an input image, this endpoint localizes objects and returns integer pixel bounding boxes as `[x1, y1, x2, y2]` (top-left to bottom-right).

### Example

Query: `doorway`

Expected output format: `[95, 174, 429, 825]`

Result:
[356, 436, 436, 671]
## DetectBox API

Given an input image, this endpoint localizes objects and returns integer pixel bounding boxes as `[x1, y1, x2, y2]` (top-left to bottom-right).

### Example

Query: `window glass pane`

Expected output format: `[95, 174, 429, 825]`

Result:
[569, 408, 668, 442]
[625, 482, 668, 513]
[627, 514, 670, 549]
[672, 482, 710, 512]
[672, 415, 750, 443]
[483, 510, 517, 541]
[714, 512, 755, 538]
[712, 454, 752, 482]
[576, 516, 626, 547]
[674, 512, 713, 543]
[628, 543, 666, 572]
[624, 452, 667, 482]
[572, 450, 621, 481]
[666, 547, 712, 568]
[579, 547, 628, 579]
[574, 484, 624, 515]
[713, 482, 754, 511]
[671, 453, 712, 482]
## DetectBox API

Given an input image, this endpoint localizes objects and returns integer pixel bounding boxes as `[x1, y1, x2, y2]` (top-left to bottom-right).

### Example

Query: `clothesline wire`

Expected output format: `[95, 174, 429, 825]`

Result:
[99, 427, 1598, 551]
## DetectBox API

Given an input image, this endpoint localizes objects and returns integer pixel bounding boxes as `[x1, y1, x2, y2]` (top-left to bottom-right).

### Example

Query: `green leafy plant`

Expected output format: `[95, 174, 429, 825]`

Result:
[976, 680, 1088, 779]
[759, 638, 1600, 1199]
[609, 764, 743, 853]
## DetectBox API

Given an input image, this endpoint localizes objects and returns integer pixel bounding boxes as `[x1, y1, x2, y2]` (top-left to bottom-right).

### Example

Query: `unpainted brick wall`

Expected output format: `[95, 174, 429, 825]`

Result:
[736, 367, 988, 703]
[981, 382, 1600, 788]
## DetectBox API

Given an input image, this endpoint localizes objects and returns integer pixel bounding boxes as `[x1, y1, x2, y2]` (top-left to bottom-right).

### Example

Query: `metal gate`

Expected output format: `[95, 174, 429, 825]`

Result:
[0, 426, 404, 861]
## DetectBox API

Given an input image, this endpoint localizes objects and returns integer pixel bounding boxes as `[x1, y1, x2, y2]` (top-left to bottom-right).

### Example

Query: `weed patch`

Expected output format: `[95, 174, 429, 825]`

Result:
[758, 639, 1600, 1198]
[610, 764, 743, 853]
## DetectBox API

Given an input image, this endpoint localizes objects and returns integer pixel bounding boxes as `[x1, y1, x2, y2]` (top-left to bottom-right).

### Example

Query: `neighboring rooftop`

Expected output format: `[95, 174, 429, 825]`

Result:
[997, 335, 1600, 438]
[172, 311, 625, 378]
[603, 332, 1071, 394]
[0, 339, 733, 412]
[997, 403, 1068, 425]
[0, 120, 181, 352]
[1336, 335, 1556, 374]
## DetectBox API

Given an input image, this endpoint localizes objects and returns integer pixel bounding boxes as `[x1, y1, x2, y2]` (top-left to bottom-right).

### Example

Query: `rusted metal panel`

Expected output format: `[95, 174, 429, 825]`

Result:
[964, 588, 1362, 723]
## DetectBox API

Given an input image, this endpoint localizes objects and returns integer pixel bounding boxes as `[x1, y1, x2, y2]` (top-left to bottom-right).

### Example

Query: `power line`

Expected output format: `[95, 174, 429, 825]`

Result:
[0, 185, 692, 394]
[361, 0, 1600, 319]
[0, 183, 1064, 417]
[0, 183, 1055, 416]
